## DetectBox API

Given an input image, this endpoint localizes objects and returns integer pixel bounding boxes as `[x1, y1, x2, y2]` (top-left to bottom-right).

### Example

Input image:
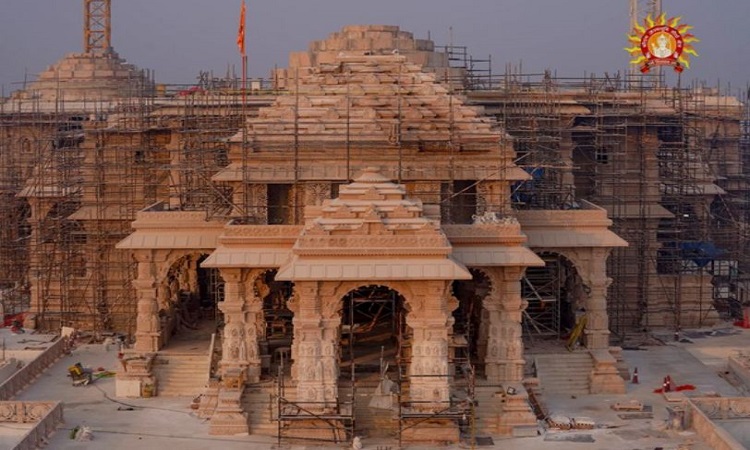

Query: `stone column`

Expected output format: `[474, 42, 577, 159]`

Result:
[218, 269, 261, 383]
[580, 248, 612, 350]
[572, 249, 626, 394]
[484, 267, 538, 436]
[405, 281, 453, 410]
[186, 257, 199, 296]
[318, 282, 342, 408]
[291, 281, 340, 411]
[484, 267, 525, 383]
[133, 251, 161, 353]
[210, 268, 256, 435]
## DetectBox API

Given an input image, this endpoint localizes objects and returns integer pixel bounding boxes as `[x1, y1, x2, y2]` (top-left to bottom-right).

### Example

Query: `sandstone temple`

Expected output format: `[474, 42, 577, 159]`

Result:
[1, 6, 748, 444]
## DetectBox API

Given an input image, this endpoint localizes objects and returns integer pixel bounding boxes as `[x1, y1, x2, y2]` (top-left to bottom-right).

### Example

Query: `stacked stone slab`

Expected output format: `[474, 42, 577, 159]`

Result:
[222, 52, 523, 207]
[275, 25, 464, 90]
[12, 51, 153, 102]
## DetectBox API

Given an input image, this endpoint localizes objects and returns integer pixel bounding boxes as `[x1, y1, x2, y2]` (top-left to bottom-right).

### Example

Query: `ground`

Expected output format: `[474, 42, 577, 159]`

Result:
[3, 326, 749, 449]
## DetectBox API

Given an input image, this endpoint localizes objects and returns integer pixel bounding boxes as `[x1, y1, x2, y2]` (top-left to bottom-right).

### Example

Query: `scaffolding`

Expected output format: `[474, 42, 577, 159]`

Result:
[464, 66, 749, 339]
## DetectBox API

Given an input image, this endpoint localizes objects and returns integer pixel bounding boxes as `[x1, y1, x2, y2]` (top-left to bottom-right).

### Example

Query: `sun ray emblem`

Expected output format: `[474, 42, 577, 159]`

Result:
[625, 12, 699, 73]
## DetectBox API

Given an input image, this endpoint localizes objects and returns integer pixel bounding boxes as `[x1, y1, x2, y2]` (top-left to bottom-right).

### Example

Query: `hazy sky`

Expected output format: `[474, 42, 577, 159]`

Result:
[1, 0, 748, 95]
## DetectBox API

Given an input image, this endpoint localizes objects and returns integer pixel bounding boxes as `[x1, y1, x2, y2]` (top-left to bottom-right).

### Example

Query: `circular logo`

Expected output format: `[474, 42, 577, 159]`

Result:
[626, 13, 698, 73]
[641, 26, 683, 61]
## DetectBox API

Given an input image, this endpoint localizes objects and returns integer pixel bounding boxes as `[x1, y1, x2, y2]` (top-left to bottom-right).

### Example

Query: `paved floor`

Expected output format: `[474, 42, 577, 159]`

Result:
[3, 326, 749, 449]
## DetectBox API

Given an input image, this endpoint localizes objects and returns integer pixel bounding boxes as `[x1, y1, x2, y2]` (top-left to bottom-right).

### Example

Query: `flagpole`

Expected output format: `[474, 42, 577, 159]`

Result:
[238, 0, 248, 217]
[242, 54, 247, 110]
[237, 0, 247, 107]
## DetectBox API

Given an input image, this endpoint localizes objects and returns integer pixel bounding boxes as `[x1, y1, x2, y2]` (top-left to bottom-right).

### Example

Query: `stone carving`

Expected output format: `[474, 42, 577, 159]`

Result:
[246, 184, 268, 222]
[305, 183, 331, 206]
[0, 402, 55, 423]
[471, 211, 518, 225]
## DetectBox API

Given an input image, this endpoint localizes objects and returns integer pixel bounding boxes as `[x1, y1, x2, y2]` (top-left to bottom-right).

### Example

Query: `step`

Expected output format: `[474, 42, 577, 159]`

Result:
[154, 355, 210, 398]
[535, 352, 594, 395]
[243, 387, 282, 436]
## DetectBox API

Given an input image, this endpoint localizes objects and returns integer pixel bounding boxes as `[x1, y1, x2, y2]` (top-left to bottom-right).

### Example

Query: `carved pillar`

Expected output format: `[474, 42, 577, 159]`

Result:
[484, 267, 525, 383]
[580, 248, 612, 350]
[218, 269, 261, 383]
[291, 281, 339, 411]
[133, 251, 161, 353]
[476, 307, 490, 362]
[405, 281, 454, 410]
[186, 257, 199, 296]
[210, 268, 258, 436]
[480, 269, 538, 436]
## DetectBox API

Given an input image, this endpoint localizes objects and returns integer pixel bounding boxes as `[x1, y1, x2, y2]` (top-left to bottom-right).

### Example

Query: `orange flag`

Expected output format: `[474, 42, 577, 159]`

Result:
[237, 0, 246, 56]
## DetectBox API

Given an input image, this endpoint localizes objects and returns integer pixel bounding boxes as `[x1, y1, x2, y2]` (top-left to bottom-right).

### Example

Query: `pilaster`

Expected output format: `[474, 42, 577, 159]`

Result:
[218, 269, 261, 383]
[579, 248, 613, 350]
[292, 282, 340, 412]
[133, 251, 161, 353]
[484, 267, 526, 383]
[405, 281, 454, 410]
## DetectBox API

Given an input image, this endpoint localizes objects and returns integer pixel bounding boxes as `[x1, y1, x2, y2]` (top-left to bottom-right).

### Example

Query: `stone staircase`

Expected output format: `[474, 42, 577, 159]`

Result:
[340, 380, 397, 439]
[152, 353, 209, 397]
[242, 383, 279, 436]
[472, 385, 505, 435]
[534, 351, 593, 395]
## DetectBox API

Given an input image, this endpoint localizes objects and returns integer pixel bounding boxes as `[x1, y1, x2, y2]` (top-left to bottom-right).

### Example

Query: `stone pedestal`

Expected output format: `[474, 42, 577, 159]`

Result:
[400, 419, 459, 444]
[209, 389, 249, 435]
[115, 353, 156, 398]
[280, 419, 348, 443]
[589, 350, 626, 394]
[198, 378, 220, 419]
[496, 383, 538, 437]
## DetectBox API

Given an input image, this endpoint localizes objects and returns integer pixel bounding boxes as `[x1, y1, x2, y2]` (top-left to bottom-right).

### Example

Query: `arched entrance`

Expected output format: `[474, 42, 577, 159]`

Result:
[161, 253, 224, 348]
[522, 252, 584, 345]
[339, 284, 407, 439]
[340, 285, 406, 376]
[257, 269, 294, 377]
[451, 269, 491, 368]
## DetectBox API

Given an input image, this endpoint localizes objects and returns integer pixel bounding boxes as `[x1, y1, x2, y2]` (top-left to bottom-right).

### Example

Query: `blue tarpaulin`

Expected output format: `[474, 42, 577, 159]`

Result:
[679, 241, 725, 268]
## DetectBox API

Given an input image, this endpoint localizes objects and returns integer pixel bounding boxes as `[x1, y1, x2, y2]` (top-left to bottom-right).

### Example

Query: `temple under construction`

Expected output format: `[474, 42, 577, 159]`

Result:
[1, 1, 748, 442]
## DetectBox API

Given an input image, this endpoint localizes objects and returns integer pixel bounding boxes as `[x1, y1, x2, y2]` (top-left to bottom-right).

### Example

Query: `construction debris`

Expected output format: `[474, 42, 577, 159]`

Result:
[612, 399, 645, 412]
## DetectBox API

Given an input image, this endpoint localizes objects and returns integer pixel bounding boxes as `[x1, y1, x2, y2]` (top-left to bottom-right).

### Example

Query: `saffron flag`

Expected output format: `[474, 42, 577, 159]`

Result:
[237, 0, 246, 56]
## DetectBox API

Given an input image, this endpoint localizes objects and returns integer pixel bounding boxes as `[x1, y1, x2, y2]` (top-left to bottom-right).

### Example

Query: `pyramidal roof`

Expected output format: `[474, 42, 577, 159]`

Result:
[276, 167, 472, 281]
[232, 54, 507, 151]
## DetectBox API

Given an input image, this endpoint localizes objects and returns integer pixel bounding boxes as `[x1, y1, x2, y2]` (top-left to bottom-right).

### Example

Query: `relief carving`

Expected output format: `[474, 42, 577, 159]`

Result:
[304, 183, 331, 206]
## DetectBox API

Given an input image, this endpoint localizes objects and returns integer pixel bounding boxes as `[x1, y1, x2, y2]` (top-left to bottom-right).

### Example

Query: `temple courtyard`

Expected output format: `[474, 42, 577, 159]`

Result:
[2, 325, 748, 449]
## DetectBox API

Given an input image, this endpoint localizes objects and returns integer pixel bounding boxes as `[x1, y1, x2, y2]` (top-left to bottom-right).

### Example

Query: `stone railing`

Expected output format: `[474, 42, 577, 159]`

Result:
[0, 401, 64, 450]
[691, 397, 750, 420]
[206, 333, 217, 385]
[0, 337, 67, 401]
[689, 397, 750, 450]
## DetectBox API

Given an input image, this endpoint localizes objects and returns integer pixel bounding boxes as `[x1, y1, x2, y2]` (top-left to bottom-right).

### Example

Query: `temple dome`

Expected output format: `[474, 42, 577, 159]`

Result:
[12, 50, 153, 103]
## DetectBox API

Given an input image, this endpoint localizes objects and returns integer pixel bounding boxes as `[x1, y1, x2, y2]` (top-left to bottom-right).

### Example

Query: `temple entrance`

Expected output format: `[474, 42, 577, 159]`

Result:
[160, 253, 224, 350]
[340, 285, 405, 376]
[451, 269, 490, 371]
[258, 269, 294, 377]
[522, 252, 583, 349]
[340, 285, 407, 439]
